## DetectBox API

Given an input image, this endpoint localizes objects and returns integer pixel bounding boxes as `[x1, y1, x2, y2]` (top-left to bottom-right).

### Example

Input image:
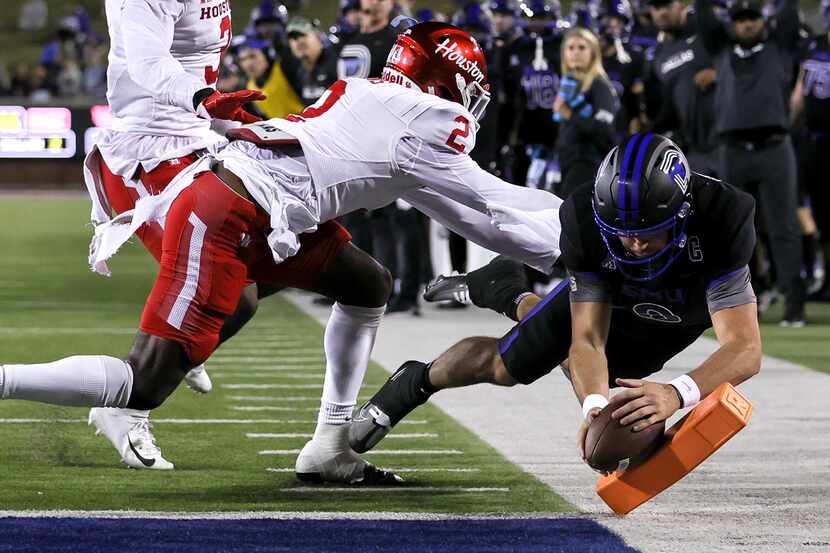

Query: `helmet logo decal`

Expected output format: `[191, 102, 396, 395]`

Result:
[388, 44, 404, 65]
[434, 38, 486, 84]
[660, 150, 689, 193]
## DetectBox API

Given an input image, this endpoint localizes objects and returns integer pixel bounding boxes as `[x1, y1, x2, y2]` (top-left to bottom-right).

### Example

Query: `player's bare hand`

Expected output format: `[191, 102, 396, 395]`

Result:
[578, 407, 612, 475]
[198, 89, 266, 124]
[611, 378, 681, 431]
[577, 407, 601, 461]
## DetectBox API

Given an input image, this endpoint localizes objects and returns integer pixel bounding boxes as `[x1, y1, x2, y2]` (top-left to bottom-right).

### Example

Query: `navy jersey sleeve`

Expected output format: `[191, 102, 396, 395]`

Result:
[701, 180, 757, 282]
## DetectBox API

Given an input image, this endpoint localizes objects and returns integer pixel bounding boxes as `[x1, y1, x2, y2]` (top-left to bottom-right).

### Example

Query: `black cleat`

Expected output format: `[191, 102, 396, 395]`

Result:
[349, 360, 432, 453]
[353, 463, 405, 486]
[423, 274, 469, 304]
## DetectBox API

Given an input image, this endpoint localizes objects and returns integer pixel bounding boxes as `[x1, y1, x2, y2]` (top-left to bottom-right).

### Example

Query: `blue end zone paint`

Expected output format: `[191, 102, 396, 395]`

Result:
[0, 517, 641, 553]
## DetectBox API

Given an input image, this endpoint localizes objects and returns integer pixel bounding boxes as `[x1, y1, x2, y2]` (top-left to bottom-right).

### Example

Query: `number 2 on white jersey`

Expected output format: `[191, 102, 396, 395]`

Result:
[446, 115, 470, 153]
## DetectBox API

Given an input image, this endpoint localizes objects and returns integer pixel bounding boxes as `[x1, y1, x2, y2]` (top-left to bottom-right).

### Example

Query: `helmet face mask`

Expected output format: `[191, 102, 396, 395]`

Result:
[592, 133, 692, 282]
[384, 22, 492, 123]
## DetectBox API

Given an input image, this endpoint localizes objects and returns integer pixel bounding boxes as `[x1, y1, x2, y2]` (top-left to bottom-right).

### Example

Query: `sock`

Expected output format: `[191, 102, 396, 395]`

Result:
[318, 303, 385, 425]
[0, 355, 132, 407]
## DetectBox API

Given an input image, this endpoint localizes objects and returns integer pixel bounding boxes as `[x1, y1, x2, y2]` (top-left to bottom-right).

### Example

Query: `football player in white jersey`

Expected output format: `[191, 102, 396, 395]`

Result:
[82, 0, 266, 470]
[84, 0, 399, 483]
[2, 22, 562, 485]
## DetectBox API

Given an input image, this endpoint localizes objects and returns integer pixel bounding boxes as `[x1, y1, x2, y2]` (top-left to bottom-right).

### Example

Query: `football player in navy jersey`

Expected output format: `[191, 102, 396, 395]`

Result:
[351, 135, 762, 466]
[596, 0, 645, 135]
[507, 0, 564, 190]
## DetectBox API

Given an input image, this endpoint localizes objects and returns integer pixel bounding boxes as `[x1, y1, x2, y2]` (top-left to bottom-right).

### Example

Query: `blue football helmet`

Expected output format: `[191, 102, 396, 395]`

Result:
[592, 133, 693, 282]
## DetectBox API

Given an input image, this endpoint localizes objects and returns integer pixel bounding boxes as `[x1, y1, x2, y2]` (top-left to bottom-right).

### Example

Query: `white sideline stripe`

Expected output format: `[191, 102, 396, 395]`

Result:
[0, 510, 556, 520]
[0, 418, 430, 426]
[228, 395, 371, 402]
[167, 213, 207, 330]
[283, 487, 509, 494]
[260, 449, 462, 455]
[248, 433, 438, 439]
[267, 467, 479, 474]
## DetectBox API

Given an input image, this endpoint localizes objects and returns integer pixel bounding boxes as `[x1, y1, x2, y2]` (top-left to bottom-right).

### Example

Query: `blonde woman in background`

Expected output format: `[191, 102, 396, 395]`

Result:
[553, 27, 619, 198]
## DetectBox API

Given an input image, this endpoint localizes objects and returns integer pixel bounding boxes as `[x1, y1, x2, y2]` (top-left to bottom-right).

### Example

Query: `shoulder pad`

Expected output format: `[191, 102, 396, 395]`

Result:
[226, 121, 300, 147]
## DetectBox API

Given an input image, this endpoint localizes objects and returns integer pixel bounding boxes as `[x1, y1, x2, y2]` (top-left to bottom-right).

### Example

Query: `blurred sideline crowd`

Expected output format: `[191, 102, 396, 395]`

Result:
[3, 0, 830, 325]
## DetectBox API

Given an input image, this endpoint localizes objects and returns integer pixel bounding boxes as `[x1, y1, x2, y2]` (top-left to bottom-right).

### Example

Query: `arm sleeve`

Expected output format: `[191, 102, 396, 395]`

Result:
[694, 0, 729, 54]
[571, 79, 619, 152]
[568, 270, 613, 303]
[401, 187, 560, 274]
[121, 0, 208, 113]
[706, 265, 756, 314]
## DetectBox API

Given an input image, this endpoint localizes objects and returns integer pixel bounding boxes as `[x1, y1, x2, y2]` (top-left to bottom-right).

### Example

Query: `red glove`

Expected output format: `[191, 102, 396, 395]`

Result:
[196, 89, 265, 124]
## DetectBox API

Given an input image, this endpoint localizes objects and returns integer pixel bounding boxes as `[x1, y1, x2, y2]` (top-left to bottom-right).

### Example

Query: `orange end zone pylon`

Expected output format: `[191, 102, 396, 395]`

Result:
[596, 382, 753, 515]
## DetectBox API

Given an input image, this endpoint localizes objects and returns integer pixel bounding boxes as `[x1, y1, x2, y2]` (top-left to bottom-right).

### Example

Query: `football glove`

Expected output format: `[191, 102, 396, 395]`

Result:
[194, 88, 265, 124]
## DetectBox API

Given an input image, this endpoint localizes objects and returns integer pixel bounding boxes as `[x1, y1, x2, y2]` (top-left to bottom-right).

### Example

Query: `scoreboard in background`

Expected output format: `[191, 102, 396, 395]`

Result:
[0, 104, 111, 159]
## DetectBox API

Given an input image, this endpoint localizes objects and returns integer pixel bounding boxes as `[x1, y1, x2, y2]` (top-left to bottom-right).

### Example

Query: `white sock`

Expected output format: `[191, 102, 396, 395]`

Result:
[0, 355, 132, 407]
[318, 303, 385, 426]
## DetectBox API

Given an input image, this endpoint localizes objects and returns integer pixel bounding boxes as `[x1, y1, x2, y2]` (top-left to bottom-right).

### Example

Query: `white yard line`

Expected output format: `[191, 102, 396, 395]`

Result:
[227, 396, 371, 402]
[213, 373, 323, 379]
[260, 449, 462, 455]
[231, 407, 318, 412]
[248, 433, 438, 439]
[266, 467, 478, 474]
[0, 510, 554, 520]
[283, 487, 509, 493]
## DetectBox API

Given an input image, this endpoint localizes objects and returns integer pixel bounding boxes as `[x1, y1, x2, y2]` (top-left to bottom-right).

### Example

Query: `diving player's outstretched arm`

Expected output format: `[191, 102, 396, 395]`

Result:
[400, 104, 563, 274]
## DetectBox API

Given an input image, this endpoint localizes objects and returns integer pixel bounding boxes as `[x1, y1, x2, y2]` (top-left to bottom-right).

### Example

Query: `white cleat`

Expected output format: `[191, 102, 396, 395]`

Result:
[294, 423, 403, 485]
[184, 364, 212, 394]
[88, 408, 174, 470]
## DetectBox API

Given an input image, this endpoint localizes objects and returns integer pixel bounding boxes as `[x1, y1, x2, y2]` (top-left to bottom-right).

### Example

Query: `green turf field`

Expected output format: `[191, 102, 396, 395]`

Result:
[0, 197, 572, 513]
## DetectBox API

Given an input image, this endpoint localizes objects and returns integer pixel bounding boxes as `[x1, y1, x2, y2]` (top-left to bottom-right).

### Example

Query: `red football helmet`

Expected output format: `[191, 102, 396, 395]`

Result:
[382, 22, 491, 122]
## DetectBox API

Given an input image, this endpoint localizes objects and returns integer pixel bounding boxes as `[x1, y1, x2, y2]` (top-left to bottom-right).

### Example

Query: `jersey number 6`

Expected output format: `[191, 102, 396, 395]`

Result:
[446, 115, 470, 153]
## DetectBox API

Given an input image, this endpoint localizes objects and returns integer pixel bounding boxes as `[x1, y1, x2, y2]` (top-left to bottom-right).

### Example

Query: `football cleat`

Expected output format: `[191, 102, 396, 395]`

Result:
[294, 423, 403, 485]
[349, 360, 432, 453]
[184, 364, 212, 394]
[88, 408, 174, 470]
[423, 273, 470, 304]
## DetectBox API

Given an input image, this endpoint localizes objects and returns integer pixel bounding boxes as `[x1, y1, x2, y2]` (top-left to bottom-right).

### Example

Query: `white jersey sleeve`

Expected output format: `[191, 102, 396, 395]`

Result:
[398, 102, 563, 272]
[121, 0, 205, 114]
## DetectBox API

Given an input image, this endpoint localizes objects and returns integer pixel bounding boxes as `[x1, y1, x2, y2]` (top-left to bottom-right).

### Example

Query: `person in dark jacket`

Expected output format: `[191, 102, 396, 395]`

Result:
[696, 0, 807, 326]
[552, 27, 619, 198]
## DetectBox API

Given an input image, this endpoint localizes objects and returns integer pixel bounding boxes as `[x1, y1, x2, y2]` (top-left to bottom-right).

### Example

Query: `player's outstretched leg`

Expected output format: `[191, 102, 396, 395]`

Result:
[350, 336, 515, 453]
[292, 241, 403, 485]
[350, 360, 435, 453]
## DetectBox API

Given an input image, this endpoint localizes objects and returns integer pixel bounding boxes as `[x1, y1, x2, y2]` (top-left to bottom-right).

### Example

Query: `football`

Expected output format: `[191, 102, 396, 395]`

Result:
[584, 396, 666, 473]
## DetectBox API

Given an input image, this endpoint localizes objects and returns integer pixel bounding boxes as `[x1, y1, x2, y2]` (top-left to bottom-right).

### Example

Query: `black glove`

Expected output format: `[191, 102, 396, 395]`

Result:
[467, 255, 531, 321]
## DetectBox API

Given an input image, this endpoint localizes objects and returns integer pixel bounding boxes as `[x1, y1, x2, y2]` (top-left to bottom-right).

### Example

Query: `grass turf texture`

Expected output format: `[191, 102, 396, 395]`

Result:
[0, 198, 571, 514]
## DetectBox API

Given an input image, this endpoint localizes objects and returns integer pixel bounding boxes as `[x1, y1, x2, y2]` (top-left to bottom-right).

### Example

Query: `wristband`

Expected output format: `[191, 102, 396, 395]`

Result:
[582, 394, 609, 419]
[669, 374, 701, 408]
